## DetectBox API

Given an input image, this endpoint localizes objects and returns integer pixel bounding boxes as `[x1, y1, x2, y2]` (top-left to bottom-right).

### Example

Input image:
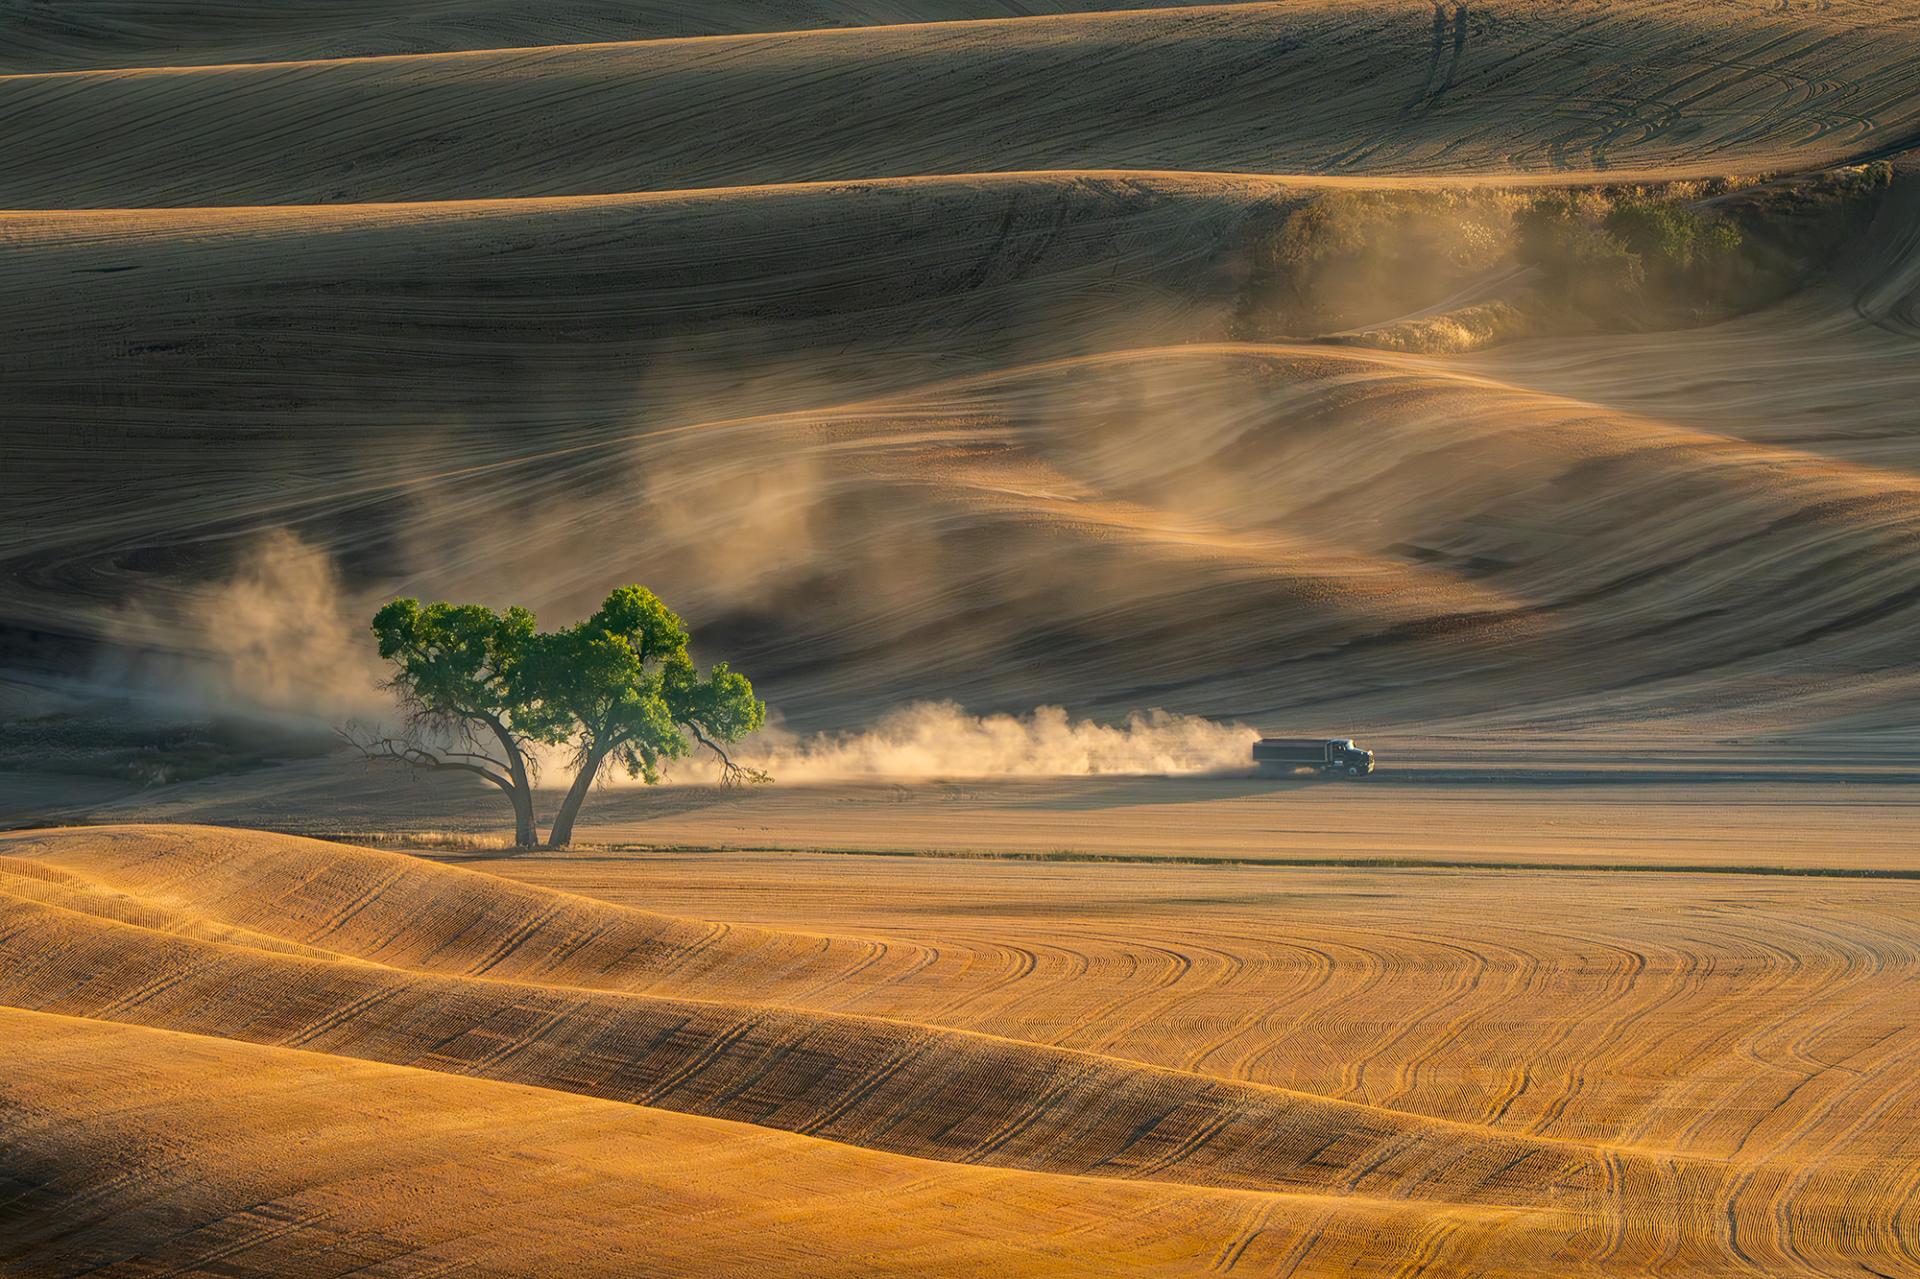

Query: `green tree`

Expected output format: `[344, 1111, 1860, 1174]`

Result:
[353, 587, 766, 849]
[527, 586, 766, 848]
[355, 599, 543, 848]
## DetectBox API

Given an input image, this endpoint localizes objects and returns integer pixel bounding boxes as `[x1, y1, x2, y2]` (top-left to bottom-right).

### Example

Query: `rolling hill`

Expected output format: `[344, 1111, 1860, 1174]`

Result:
[4, 4, 1920, 1272]
[5, 2, 1920, 737]
[6, 826, 1919, 1276]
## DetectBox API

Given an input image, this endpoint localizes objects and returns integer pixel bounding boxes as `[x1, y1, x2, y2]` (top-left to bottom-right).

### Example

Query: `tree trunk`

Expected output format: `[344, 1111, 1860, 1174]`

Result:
[481, 716, 540, 849]
[546, 749, 607, 848]
[509, 784, 539, 849]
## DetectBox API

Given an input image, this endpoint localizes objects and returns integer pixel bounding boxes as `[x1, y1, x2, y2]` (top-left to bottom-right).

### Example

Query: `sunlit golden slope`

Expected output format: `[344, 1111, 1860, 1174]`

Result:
[0, 882, 1617, 1207]
[11, 1008, 1509, 1279]
[5, 1, 1919, 207]
[0, 828, 1633, 1214]
[4, 826, 1919, 1277]
[5, 0, 1920, 1269]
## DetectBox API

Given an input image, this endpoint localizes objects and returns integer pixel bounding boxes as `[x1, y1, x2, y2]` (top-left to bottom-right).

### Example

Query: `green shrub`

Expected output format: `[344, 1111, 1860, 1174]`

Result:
[1230, 190, 1518, 337]
[1229, 166, 1894, 344]
[1604, 198, 1745, 282]
[1516, 196, 1644, 314]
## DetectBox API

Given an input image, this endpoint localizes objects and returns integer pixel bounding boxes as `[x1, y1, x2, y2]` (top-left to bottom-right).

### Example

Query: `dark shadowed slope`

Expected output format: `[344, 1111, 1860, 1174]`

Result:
[5, 2, 1920, 207]
[0, 0, 1231, 71]
[6, 3, 1920, 738]
[9, 164, 1920, 731]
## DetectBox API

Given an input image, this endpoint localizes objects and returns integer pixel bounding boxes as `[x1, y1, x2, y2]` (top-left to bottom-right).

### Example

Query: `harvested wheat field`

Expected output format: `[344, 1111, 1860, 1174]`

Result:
[5, 0, 1920, 1275]
[2, 825, 1918, 1277]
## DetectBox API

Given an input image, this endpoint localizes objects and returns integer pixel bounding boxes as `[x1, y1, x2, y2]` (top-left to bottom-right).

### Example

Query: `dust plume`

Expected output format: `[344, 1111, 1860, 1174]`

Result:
[665, 702, 1259, 783]
[109, 530, 384, 723]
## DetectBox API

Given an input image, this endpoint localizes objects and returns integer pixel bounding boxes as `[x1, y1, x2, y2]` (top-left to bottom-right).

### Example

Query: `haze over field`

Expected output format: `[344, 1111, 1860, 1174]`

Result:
[6, 0, 1920, 740]
[3, 1, 1920, 1275]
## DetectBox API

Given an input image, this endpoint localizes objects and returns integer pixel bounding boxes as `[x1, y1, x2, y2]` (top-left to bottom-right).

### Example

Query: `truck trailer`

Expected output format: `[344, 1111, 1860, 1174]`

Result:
[1253, 737, 1375, 777]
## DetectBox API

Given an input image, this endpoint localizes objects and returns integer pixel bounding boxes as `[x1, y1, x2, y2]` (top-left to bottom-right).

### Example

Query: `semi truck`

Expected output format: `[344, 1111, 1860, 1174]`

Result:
[1253, 737, 1375, 777]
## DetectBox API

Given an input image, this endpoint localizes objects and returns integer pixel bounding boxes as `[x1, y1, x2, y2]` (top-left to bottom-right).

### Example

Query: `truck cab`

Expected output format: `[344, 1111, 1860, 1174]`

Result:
[1252, 736, 1376, 777]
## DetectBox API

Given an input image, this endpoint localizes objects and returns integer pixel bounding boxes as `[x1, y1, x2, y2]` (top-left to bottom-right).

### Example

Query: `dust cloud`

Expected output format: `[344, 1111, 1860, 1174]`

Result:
[110, 526, 1258, 781]
[110, 530, 385, 723]
[666, 702, 1259, 783]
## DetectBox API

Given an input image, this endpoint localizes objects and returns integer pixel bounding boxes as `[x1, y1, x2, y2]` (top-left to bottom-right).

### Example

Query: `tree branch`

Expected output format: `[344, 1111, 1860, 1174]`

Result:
[339, 727, 517, 794]
[684, 722, 771, 787]
[474, 709, 539, 784]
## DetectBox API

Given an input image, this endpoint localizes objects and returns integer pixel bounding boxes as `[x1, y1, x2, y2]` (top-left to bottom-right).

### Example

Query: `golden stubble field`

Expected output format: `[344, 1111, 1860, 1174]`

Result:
[3, 823, 1918, 1276]
[6, 0, 1920, 1275]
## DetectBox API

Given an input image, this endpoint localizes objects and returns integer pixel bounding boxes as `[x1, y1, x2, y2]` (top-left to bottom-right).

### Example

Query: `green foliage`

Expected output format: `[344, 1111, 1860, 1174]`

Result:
[1230, 189, 1517, 337]
[1602, 197, 1744, 276]
[1232, 168, 1893, 347]
[525, 585, 766, 785]
[1515, 195, 1643, 312]
[1515, 189, 1750, 319]
[362, 586, 767, 847]
[370, 598, 538, 728]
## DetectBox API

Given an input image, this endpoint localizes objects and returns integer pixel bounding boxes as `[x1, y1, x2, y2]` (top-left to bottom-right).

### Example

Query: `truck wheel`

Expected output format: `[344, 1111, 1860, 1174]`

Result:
[1345, 765, 1360, 776]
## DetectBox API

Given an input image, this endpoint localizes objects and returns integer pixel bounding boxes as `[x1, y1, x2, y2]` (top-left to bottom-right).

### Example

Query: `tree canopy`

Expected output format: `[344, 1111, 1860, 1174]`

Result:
[353, 587, 765, 848]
